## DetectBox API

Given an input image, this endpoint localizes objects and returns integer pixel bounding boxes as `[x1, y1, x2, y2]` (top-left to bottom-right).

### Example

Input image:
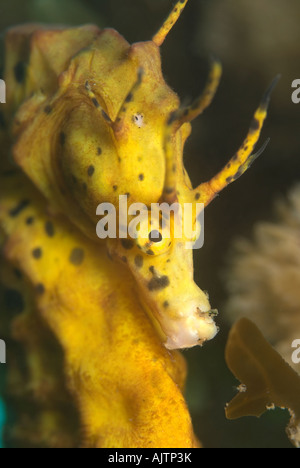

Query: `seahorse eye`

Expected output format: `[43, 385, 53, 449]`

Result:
[149, 230, 163, 243]
[134, 215, 172, 256]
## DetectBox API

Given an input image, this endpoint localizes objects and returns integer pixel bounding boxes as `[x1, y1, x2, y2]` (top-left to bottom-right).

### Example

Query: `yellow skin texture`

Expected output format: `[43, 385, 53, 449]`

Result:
[0, 173, 199, 448]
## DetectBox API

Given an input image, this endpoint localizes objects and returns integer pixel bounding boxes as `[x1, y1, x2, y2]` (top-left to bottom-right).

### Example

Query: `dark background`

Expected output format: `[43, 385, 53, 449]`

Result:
[1, 0, 299, 448]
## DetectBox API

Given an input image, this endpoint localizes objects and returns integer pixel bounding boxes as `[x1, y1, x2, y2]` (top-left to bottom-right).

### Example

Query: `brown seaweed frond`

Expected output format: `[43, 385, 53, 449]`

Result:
[226, 318, 300, 448]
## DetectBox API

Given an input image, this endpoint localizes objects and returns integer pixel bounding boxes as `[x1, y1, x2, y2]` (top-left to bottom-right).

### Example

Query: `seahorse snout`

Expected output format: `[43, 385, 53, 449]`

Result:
[163, 296, 219, 350]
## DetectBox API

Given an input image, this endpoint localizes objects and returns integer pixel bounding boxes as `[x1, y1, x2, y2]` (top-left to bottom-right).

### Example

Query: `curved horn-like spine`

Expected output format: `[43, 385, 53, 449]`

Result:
[152, 0, 189, 47]
[192, 75, 281, 211]
[162, 59, 222, 203]
[168, 59, 222, 131]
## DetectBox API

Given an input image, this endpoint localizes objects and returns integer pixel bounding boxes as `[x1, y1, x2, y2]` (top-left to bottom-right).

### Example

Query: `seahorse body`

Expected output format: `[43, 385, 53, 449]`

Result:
[0, 172, 198, 447]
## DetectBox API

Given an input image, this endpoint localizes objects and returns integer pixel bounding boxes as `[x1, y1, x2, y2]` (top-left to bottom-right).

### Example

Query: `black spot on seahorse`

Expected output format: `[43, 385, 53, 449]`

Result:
[36, 283, 45, 295]
[250, 118, 260, 132]
[101, 110, 111, 123]
[9, 200, 30, 218]
[44, 105, 52, 115]
[135, 255, 143, 268]
[92, 97, 100, 108]
[87, 165, 95, 177]
[26, 216, 35, 225]
[45, 221, 55, 238]
[148, 275, 170, 291]
[164, 187, 175, 195]
[125, 93, 133, 103]
[233, 169, 244, 181]
[69, 248, 85, 266]
[121, 239, 134, 250]
[32, 248, 43, 260]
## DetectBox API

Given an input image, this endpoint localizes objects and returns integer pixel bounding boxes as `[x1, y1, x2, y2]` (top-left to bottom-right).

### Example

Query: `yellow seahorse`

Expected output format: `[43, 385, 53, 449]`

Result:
[0, 0, 276, 447]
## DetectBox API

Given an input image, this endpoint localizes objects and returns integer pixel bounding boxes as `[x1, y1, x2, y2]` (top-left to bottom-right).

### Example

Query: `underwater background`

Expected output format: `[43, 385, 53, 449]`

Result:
[0, 0, 299, 448]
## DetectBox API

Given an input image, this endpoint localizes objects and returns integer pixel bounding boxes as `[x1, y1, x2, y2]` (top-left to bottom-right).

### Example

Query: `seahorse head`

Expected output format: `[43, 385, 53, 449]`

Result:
[105, 198, 218, 350]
